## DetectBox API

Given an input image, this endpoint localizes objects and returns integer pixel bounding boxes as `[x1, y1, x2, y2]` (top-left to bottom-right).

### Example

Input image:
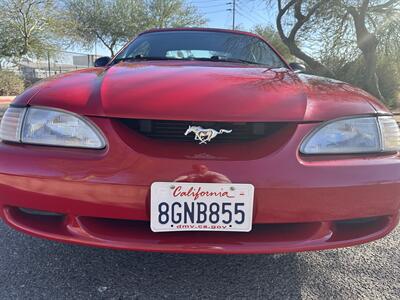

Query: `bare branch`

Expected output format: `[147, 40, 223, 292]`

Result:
[288, 0, 329, 41]
[370, 0, 399, 11]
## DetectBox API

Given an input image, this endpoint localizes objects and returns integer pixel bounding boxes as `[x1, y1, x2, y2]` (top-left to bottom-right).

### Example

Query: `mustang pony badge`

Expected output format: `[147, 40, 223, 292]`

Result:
[184, 125, 232, 144]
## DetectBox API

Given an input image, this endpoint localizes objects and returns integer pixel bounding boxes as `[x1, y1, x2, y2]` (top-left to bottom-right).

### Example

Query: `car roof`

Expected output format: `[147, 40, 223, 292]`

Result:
[138, 27, 263, 39]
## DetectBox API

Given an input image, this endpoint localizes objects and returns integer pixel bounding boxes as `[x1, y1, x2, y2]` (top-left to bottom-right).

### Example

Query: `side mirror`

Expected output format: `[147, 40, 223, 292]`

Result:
[289, 62, 306, 73]
[94, 56, 111, 67]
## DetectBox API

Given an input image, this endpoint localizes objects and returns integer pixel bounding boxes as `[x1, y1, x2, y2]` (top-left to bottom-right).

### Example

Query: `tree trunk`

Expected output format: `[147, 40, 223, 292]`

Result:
[358, 33, 383, 99]
[348, 7, 384, 100]
[286, 40, 335, 77]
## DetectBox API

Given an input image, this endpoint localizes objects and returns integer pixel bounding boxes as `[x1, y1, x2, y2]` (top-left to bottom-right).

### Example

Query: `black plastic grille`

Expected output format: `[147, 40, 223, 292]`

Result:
[120, 119, 287, 143]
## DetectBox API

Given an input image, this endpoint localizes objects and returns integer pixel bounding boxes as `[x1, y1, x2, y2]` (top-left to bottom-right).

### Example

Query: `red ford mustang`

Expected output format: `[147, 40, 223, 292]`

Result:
[0, 28, 399, 254]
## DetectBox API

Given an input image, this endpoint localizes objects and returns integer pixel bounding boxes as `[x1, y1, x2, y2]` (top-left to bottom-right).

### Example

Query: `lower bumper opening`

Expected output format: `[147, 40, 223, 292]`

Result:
[14, 207, 67, 234]
[3, 206, 398, 254]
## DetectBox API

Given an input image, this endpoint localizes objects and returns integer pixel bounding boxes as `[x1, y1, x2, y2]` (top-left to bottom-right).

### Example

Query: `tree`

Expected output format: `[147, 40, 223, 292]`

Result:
[0, 0, 60, 61]
[319, 0, 400, 99]
[253, 25, 293, 60]
[61, 0, 206, 56]
[272, 0, 334, 76]
[269, 0, 400, 100]
[61, 0, 147, 56]
[145, 0, 206, 28]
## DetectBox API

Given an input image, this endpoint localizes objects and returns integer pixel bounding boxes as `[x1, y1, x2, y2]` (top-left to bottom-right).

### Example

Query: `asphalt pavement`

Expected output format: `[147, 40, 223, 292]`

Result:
[0, 221, 399, 299]
[0, 104, 399, 299]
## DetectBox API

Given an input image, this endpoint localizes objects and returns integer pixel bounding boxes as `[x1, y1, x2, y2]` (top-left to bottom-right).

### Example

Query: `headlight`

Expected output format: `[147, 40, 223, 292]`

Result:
[301, 116, 400, 154]
[0, 107, 106, 149]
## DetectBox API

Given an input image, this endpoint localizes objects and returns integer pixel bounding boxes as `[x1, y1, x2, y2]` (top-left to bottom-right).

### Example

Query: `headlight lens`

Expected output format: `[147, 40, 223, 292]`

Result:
[301, 116, 400, 154]
[0, 107, 106, 149]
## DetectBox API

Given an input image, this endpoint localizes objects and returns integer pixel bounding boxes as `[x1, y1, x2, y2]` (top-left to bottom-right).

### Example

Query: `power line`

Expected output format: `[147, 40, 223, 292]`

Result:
[235, 8, 259, 26]
[236, 2, 270, 25]
[196, 3, 228, 9]
[206, 9, 229, 14]
[189, 0, 223, 4]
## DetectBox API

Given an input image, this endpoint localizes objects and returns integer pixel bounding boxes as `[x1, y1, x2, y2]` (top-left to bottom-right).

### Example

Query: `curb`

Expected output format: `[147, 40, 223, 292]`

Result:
[0, 96, 15, 104]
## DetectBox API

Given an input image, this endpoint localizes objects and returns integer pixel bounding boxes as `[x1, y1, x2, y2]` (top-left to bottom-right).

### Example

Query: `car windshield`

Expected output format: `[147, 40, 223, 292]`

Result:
[114, 30, 286, 68]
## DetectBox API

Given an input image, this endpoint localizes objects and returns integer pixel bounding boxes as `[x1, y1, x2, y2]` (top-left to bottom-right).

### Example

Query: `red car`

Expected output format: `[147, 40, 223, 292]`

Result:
[0, 28, 399, 254]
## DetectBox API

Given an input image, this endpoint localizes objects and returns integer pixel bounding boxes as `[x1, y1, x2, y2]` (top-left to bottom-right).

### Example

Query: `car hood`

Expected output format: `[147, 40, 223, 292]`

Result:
[16, 61, 382, 122]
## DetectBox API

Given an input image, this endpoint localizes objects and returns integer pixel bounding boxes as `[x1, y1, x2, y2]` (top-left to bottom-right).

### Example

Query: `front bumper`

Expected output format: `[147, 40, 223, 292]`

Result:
[0, 118, 399, 254]
[1, 207, 398, 254]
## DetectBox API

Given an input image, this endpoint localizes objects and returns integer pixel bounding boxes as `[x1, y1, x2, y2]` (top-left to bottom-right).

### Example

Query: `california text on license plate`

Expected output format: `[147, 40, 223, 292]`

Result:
[150, 182, 254, 232]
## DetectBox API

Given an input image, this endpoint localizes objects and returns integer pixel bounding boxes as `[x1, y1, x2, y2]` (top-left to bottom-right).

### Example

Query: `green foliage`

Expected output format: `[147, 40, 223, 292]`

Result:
[61, 0, 206, 56]
[0, 70, 24, 96]
[0, 0, 206, 59]
[0, 0, 60, 60]
[376, 59, 400, 109]
[61, 0, 147, 56]
[253, 25, 293, 61]
[322, 55, 400, 109]
[269, 0, 400, 102]
[145, 0, 206, 28]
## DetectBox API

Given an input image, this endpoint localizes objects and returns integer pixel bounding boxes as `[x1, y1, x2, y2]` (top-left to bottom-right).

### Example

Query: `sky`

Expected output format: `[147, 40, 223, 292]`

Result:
[91, 0, 276, 56]
[191, 0, 275, 30]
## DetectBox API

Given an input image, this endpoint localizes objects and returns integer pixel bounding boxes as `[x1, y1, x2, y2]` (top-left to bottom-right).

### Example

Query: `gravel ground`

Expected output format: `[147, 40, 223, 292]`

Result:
[0, 103, 399, 299]
[0, 221, 399, 299]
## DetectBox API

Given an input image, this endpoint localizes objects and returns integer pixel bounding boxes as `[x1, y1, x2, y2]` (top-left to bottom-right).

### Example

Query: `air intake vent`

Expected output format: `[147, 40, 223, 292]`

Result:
[120, 119, 287, 143]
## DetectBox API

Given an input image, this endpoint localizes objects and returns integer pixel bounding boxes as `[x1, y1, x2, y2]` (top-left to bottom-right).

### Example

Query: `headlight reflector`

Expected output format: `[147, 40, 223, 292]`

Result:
[0, 107, 106, 149]
[301, 116, 400, 154]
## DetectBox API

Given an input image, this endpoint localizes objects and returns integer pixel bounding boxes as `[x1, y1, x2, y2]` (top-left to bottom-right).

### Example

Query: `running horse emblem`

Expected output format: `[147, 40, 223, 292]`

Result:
[184, 126, 233, 144]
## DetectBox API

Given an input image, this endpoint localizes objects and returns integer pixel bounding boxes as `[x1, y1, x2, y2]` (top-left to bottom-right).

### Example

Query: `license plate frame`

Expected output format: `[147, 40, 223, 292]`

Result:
[150, 182, 254, 232]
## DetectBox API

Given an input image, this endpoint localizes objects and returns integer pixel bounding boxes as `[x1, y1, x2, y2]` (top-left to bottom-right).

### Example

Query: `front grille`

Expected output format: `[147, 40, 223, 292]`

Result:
[120, 119, 288, 143]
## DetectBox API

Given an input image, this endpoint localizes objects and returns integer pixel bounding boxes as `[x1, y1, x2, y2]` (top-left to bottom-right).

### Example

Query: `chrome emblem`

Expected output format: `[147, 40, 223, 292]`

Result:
[184, 125, 232, 144]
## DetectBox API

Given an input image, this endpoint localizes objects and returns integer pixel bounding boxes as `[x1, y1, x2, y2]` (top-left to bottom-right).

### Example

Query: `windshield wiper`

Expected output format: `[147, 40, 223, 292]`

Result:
[192, 56, 265, 66]
[112, 55, 183, 64]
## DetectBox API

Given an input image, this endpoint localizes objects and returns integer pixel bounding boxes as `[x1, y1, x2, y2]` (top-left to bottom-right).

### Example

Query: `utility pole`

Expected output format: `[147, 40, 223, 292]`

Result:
[227, 0, 236, 30]
[232, 0, 236, 30]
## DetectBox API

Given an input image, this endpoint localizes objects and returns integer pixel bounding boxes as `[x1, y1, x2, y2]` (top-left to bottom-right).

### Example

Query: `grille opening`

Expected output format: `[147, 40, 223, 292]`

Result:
[120, 119, 288, 143]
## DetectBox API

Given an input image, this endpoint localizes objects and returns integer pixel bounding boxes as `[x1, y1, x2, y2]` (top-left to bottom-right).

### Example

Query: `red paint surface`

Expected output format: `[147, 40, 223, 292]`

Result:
[2, 28, 399, 253]
[13, 63, 385, 122]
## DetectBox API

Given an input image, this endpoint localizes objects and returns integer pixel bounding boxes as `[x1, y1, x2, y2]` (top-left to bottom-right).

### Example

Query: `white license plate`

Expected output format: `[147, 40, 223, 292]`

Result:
[150, 182, 254, 232]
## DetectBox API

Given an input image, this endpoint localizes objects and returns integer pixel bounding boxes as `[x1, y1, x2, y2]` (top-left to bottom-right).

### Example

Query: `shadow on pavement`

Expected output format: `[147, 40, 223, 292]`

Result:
[0, 222, 307, 299]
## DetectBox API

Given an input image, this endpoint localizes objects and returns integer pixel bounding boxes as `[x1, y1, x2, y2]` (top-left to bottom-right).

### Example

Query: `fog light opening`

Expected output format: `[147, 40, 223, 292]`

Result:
[18, 207, 65, 217]
[335, 216, 383, 225]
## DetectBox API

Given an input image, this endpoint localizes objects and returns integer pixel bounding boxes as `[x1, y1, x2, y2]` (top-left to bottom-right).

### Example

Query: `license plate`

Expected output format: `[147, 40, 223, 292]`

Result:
[150, 182, 254, 232]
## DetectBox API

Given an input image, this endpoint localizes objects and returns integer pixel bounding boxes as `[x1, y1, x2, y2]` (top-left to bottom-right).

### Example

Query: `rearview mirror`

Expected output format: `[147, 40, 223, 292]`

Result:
[289, 62, 306, 73]
[94, 56, 111, 67]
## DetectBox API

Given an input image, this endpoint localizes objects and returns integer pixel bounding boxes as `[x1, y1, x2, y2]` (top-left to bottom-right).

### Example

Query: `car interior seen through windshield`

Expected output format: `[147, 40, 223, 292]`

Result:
[114, 31, 286, 67]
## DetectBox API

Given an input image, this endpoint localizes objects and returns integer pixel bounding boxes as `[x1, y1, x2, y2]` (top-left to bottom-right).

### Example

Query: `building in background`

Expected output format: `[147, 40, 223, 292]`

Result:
[5, 51, 100, 84]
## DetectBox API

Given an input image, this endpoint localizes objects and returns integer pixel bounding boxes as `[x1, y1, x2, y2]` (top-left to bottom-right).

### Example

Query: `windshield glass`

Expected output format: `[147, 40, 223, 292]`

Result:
[114, 31, 286, 67]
